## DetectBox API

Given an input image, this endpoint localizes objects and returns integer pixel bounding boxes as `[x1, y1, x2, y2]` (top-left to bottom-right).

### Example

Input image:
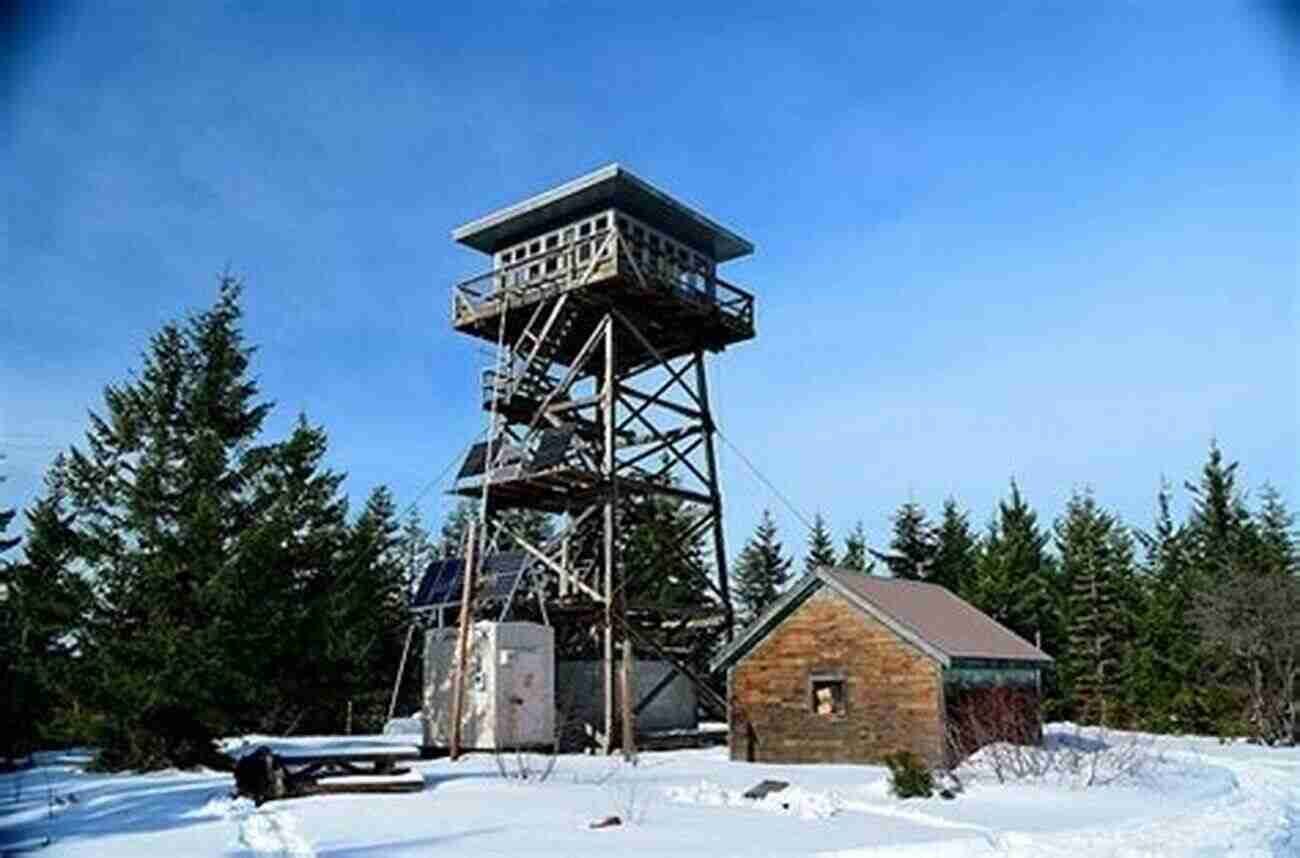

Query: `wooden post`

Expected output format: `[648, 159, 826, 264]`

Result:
[602, 315, 617, 754]
[386, 622, 418, 724]
[620, 637, 636, 762]
[449, 519, 478, 762]
[694, 352, 733, 640]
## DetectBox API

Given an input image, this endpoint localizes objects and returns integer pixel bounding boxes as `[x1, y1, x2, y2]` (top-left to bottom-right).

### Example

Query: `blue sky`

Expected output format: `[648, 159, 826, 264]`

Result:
[3, 2, 1296, 558]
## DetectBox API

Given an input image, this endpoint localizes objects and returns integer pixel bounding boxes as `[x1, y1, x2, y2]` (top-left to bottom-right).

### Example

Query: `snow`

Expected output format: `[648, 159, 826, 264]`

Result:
[2, 725, 1297, 857]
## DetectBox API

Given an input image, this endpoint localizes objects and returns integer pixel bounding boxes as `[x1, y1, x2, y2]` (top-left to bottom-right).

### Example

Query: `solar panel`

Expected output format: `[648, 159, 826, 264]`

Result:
[456, 442, 489, 479]
[411, 550, 531, 608]
[530, 427, 574, 472]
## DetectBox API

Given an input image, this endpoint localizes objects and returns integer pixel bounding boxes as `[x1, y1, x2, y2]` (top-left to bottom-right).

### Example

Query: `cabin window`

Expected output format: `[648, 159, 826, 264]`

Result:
[810, 673, 846, 716]
[577, 242, 591, 262]
[529, 241, 541, 256]
[546, 235, 559, 250]
[579, 222, 592, 237]
[546, 257, 558, 273]
[594, 216, 607, 230]
[563, 228, 574, 243]
[528, 264, 540, 280]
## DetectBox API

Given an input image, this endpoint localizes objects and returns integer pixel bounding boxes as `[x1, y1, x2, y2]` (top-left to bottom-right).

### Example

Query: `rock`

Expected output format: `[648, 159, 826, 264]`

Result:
[589, 815, 622, 829]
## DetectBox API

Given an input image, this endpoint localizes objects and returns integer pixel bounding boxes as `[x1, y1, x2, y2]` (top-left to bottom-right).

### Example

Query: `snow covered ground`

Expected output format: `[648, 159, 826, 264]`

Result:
[2, 725, 1297, 857]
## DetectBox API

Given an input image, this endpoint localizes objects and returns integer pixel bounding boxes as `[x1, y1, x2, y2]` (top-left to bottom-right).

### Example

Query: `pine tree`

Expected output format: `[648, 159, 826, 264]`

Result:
[968, 481, 1060, 654]
[619, 481, 719, 662]
[1252, 485, 1297, 578]
[732, 510, 793, 626]
[438, 500, 475, 557]
[398, 509, 436, 598]
[1132, 480, 1204, 731]
[234, 415, 351, 735]
[329, 485, 411, 732]
[873, 502, 935, 580]
[1055, 490, 1137, 725]
[0, 477, 93, 758]
[1184, 440, 1252, 580]
[840, 521, 873, 573]
[804, 512, 837, 573]
[931, 498, 977, 595]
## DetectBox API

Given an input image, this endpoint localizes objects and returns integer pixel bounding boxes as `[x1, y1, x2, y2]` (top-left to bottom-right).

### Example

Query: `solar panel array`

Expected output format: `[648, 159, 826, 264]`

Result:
[457, 442, 489, 479]
[530, 427, 574, 472]
[411, 550, 532, 609]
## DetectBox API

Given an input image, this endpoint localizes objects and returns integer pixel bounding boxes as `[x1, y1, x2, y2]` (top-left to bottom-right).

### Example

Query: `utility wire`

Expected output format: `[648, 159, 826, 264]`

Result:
[714, 427, 816, 535]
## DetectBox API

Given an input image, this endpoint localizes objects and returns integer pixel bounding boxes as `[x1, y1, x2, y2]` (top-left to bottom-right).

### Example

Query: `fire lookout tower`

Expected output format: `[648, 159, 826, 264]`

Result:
[430, 164, 755, 750]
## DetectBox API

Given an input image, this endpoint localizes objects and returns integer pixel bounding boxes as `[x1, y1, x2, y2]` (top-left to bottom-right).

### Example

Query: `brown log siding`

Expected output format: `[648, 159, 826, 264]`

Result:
[728, 588, 946, 765]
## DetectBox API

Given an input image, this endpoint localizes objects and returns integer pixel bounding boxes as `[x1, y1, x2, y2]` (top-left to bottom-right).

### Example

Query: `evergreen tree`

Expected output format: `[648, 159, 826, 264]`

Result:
[840, 521, 873, 573]
[619, 481, 720, 662]
[1184, 440, 1252, 580]
[732, 510, 793, 626]
[234, 415, 351, 735]
[1055, 490, 1138, 725]
[873, 502, 935, 580]
[1131, 481, 1205, 731]
[804, 512, 837, 573]
[1252, 484, 1297, 578]
[59, 276, 276, 768]
[328, 485, 412, 731]
[931, 498, 978, 595]
[0, 476, 93, 758]
[398, 508, 436, 598]
[968, 481, 1060, 654]
[438, 500, 475, 557]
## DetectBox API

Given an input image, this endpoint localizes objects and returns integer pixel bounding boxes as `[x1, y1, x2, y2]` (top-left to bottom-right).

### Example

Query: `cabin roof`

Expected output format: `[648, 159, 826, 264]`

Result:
[451, 163, 754, 262]
[710, 566, 1054, 673]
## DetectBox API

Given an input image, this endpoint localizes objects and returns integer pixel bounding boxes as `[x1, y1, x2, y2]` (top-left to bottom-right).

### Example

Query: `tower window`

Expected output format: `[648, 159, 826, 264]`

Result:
[594, 216, 607, 230]
[529, 241, 541, 256]
[579, 222, 592, 237]
[546, 235, 559, 249]
[577, 243, 591, 262]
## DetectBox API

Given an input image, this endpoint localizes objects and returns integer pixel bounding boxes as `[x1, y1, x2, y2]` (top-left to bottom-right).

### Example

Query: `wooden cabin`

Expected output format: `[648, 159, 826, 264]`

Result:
[710, 567, 1052, 766]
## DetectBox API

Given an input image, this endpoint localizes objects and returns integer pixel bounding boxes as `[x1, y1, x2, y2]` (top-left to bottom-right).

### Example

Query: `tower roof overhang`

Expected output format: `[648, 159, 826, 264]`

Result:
[452, 163, 754, 262]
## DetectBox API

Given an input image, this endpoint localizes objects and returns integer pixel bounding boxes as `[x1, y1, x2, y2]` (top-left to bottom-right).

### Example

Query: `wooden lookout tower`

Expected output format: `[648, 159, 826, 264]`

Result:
[429, 164, 756, 751]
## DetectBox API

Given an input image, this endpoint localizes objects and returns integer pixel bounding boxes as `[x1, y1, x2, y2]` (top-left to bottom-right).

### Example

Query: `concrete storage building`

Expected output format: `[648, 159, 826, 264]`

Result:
[710, 567, 1052, 766]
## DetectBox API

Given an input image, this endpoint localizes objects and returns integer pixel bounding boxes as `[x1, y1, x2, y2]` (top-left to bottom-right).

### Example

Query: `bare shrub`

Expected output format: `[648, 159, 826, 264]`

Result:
[948, 688, 1160, 788]
[1193, 564, 1300, 746]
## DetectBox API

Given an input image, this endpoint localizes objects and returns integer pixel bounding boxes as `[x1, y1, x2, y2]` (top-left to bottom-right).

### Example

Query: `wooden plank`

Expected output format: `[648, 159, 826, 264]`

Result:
[448, 519, 478, 762]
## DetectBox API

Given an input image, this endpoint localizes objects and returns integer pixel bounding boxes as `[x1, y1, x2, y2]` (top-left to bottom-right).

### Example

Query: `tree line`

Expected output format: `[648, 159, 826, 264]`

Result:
[729, 451, 1299, 744]
[2, 279, 1295, 769]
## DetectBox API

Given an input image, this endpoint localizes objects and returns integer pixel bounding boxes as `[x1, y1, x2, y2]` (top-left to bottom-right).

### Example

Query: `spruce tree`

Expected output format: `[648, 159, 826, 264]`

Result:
[1132, 481, 1203, 731]
[0, 477, 92, 757]
[873, 502, 936, 580]
[330, 485, 411, 731]
[398, 508, 436, 598]
[968, 481, 1060, 654]
[1055, 490, 1137, 725]
[1252, 485, 1297, 578]
[931, 498, 978, 595]
[1184, 440, 1252, 580]
[804, 512, 837, 573]
[840, 521, 873, 573]
[732, 510, 793, 626]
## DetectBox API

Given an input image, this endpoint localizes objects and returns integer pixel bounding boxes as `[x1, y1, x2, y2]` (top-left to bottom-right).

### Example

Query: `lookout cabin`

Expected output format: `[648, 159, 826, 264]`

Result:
[710, 567, 1053, 767]
[449, 163, 756, 375]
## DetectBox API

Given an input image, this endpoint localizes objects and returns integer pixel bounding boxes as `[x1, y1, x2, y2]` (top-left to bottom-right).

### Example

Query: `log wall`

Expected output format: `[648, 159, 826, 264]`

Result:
[727, 589, 946, 765]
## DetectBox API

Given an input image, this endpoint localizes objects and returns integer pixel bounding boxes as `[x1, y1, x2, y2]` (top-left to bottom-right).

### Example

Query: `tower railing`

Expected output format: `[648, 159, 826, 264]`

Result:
[450, 228, 755, 333]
